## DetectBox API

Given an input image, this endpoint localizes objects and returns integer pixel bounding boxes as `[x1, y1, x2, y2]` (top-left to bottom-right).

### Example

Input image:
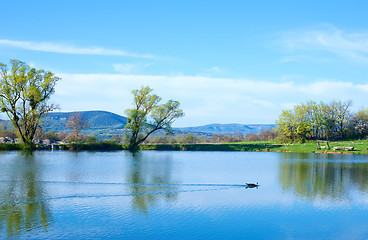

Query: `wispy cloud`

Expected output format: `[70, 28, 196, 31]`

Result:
[113, 63, 136, 73]
[113, 62, 154, 73]
[277, 24, 368, 63]
[0, 39, 154, 58]
[197, 66, 227, 77]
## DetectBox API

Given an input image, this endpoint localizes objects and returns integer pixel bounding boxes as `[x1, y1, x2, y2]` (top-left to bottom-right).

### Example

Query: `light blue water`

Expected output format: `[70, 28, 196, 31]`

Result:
[1, 151, 368, 239]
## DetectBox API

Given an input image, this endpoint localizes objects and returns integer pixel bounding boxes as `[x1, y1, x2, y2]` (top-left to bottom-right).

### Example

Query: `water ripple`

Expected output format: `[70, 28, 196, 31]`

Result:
[0, 180, 246, 187]
[0, 185, 243, 207]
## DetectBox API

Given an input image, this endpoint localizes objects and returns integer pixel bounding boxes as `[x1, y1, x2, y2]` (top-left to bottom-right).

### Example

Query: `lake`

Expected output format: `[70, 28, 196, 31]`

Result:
[1, 151, 368, 239]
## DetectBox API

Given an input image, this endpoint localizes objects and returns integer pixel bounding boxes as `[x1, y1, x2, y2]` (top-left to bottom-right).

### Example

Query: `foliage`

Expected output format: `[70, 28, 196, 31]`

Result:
[0, 124, 17, 139]
[211, 134, 235, 143]
[86, 136, 98, 144]
[177, 134, 198, 144]
[246, 133, 260, 142]
[259, 129, 279, 141]
[348, 108, 368, 139]
[45, 130, 59, 142]
[125, 86, 184, 151]
[0, 143, 22, 150]
[139, 139, 368, 154]
[0, 59, 59, 149]
[276, 100, 353, 141]
[34, 129, 59, 142]
[139, 142, 280, 151]
[244, 129, 278, 142]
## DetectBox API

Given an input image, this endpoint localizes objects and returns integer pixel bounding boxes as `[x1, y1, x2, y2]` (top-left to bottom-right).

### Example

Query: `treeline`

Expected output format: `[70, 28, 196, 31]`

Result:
[0, 127, 117, 145]
[145, 130, 279, 144]
[275, 100, 368, 142]
[0, 124, 281, 146]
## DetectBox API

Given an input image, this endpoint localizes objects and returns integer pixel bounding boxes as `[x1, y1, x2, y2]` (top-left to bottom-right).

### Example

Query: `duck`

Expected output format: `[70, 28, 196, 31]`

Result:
[245, 182, 259, 188]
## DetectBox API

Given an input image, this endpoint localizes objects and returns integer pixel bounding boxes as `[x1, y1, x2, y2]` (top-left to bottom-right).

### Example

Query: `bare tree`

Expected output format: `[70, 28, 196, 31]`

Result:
[333, 100, 352, 138]
[66, 112, 89, 142]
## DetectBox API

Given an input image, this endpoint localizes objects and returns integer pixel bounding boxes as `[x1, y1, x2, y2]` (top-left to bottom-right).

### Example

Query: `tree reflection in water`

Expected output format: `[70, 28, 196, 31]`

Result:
[0, 152, 51, 238]
[126, 152, 178, 214]
[279, 153, 368, 201]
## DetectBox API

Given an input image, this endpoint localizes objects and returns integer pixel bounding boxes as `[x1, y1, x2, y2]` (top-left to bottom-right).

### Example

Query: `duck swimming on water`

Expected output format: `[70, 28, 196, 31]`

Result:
[245, 182, 259, 188]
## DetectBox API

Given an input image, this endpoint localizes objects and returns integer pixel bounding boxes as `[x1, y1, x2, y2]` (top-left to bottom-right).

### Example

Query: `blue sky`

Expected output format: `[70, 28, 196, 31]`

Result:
[1, 1, 368, 127]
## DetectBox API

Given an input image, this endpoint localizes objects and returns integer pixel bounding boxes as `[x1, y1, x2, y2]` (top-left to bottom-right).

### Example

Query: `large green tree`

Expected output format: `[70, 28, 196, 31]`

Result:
[0, 59, 60, 149]
[275, 100, 352, 141]
[125, 86, 184, 151]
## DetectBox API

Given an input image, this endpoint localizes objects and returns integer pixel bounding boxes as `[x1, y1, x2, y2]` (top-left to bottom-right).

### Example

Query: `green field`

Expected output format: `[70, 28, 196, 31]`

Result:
[140, 140, 368, 154]
[2, 140, 368, 154]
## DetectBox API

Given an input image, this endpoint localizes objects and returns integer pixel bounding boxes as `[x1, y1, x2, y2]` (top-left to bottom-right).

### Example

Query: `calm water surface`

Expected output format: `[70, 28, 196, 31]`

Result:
[1, 151, 368, 239]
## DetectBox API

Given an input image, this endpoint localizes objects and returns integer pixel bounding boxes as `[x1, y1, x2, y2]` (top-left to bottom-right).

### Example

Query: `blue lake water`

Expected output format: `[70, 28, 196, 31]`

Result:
[1, 151, 368, 239]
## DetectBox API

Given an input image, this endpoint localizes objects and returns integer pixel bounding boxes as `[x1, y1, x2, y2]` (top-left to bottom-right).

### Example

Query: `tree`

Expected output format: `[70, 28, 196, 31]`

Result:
[246, 133, 260, 142]
[275, 109, 297, 140]
[0, 123, 17, 139]
[0, 59, 59, 149]
[233, 131, 245, 142]
[125, 86, 184, 151]
[348, 108, 368, 139]
[333, 100, 352, 138]
[86, 136, 98, 144]
[259, 129, 279, 141]
[275, 100, 355, 141]
[178, 134, 198, 144]
[66, 112, 89, 143]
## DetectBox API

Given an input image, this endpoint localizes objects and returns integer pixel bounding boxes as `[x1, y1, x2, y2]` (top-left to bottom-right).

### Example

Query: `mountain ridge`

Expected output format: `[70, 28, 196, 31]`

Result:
[1, 110, 275, 138]
[177, 123, 275, 135]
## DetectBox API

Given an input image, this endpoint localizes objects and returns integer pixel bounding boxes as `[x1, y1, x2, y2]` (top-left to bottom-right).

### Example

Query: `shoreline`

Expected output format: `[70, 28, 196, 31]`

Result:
[1, 141, 368, 154]
[139, 141, 368, 154]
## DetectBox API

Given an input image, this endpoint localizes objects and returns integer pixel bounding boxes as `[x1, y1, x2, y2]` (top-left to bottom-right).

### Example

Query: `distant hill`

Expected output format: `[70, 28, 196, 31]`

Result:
[0, 110, 275, 139]
[177, 123, 276, 136]
[42, 111, 128, 138]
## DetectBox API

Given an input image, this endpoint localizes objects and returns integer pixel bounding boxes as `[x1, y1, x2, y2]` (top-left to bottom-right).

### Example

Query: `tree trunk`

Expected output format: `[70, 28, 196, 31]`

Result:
[23, 139, 35, 151]
[127, 131, 140, 151]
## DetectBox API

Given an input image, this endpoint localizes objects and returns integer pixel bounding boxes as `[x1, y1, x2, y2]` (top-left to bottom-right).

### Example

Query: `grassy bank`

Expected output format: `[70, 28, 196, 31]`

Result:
[65, 142, 123, 151]
[1, 140, 368, 154]
[140, 140, 368, 154]
[139, 142, 280, 151]
[0, 143, 23, 151]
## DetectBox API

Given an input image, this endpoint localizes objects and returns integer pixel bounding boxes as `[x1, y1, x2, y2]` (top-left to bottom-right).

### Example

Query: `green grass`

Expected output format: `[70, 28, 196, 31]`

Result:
[273, 140, 368, 154]
[140, 140, 368, 154]
[2, 140, 368, 154]
[0, 143, 22, 151]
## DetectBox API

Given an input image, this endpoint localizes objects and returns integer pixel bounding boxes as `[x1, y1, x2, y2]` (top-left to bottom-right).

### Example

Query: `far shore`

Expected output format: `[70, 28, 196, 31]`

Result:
[139, 141, 368, 154]
[1, 140, 368, 154]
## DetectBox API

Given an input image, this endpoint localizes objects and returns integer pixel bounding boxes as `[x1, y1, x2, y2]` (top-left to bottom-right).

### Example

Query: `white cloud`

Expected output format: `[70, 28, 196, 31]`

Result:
[113, 63, 136, 73]
[0, 39, 154, 58]
[52, 73, 368, 127]
[277, 25, 368, 63]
